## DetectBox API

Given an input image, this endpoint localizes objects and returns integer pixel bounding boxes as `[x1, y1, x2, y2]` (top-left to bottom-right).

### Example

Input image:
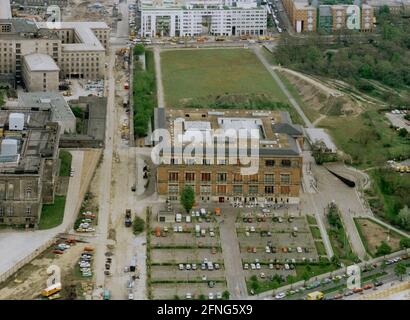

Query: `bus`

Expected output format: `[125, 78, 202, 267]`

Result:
[41, 283, 62, 297]
[306, 291, 324, 300]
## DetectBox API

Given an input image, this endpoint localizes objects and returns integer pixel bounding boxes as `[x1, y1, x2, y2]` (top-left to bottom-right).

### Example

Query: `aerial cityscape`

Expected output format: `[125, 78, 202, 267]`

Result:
[0, 0, 409, 304]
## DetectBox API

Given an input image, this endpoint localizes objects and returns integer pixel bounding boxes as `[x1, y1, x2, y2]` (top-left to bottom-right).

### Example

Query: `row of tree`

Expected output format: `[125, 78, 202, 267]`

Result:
[274, 11, 410, 103]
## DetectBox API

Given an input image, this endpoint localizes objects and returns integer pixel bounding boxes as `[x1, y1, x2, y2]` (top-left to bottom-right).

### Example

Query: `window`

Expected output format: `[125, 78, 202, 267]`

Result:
[217, 173, 227, 182]
[185, 172, 196, 182]
[201, 172, 211, 182]
[248, 185, 258, 194]
[217, 185, 226, 194]
[168, 184, 179, 194]
[280, 174, 290, 185]
[233, 185, 242, 194]
[264, 186, 274, 194]
[26, 207, 31, 216]
[281, 160, 291, 167]
[265, 160, 275, 167]
[200, 185, 211, 194]
[264, 174, 275, 183]
[6, 207, 13, 216]
[0, 207, 3, 216]
[168, 172, 179, 182]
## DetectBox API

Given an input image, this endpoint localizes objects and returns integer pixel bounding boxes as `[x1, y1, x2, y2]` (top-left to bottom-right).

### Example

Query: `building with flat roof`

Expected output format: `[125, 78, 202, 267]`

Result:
[155, 108, 304, 204]
[18, 92, 76, 134]
[140, 0, 267, 37]
[0, 106, 60, 228]
[0, 18, 110, 86]
[282, 0, 374, 33]
[22, 53, 60, 92]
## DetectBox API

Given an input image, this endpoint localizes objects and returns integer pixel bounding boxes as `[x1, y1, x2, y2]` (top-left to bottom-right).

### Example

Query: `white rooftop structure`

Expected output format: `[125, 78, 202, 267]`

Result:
[36, 21, 109, 52]
[23, 53, 60, 72]
[1, 139, 18, 156]
[9, 113, 25, 131]
[0, 0, 12, 19]
[218, 117, 262, 131]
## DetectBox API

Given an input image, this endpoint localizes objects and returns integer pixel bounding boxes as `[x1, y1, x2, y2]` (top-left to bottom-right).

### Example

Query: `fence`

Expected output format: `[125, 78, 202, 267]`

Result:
[0, 237, 57, 284]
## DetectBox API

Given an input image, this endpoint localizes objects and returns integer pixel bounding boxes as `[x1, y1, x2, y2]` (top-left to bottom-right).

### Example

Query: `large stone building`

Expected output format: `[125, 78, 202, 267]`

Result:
[283, 0, 374, 33]
[22, 53, 60, 92]
[0, 17, 110, 88]
[364, 0, 410, 15]
[140, 0, 267, 37]
[0, 107, 60, 228]
[155, 109, 304, 204]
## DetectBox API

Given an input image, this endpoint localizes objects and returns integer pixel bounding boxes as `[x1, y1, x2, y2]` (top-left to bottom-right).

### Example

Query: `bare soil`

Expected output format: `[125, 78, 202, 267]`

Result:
[356, 219, 402, 254]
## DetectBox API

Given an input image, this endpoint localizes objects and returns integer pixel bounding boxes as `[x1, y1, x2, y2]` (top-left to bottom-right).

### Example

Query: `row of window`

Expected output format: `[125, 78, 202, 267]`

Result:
[0, 207, 32, 216]
[168, 184, 292, 195]
[167, 172, 291, 184]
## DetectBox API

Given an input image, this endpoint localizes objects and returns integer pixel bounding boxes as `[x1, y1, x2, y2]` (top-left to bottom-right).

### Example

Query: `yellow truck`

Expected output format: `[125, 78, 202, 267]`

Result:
[306, 291, 324, 300]
[41, 283, 62, 297]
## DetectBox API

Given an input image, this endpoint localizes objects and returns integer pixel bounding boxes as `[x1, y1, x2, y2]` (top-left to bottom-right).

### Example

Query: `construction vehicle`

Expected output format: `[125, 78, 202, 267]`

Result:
[306, 291, 324, 300]
[125, 209, 132, 227]
[41, 283, 62, 297]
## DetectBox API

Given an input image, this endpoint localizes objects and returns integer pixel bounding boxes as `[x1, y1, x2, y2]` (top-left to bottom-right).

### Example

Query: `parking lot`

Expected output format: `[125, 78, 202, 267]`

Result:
[235, 210, 319, 289]
[148, 206, 228, 300]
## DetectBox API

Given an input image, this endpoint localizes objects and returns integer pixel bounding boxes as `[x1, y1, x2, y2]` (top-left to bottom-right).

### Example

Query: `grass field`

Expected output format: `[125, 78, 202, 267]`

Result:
[161, 48, 288, 107]
[59, 151, 72, 177]
[38, 196, 66, 230]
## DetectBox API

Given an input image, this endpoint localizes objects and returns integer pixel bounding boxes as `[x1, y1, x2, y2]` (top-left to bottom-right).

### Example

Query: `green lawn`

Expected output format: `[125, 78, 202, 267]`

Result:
[59, 150, 72, 177]
[310, 226, 322, 240]
[161, 48, 288, 107]
[314, 241, 327, 256]
[319, 110, 409, 169]
[306, 215, 317, 225]
[38, 196, 66, 230]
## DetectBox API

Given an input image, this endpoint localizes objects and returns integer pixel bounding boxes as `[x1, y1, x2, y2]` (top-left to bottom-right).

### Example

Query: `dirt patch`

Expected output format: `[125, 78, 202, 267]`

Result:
[0, 244, 94, 300]
[278, 71, 362, 117]
[356, 219, 402, 254]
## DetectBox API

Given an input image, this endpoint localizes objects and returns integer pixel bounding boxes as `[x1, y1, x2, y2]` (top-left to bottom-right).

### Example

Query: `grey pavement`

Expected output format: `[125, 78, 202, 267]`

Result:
[253, 45, 313, 128]
[219, 211, 248, 299]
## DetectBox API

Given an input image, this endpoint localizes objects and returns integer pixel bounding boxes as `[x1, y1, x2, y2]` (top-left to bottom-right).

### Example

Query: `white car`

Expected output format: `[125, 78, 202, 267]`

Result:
[186, 292, 192, 299]
[128, 293, 134, 300]
[179, 264, 184, 270]
[297, 247, 303, 253]
[256, 263, 261, 270]
[284, 264, 290, 270]
[265, 246, 271, 253]
[250, 263, 256, 270]
[244, 263, 249, 270]
[216, 292, 222, 299]
[275, 292, 286, 299]
[186, 264, 191, 270]
[208, 292, 214, 300]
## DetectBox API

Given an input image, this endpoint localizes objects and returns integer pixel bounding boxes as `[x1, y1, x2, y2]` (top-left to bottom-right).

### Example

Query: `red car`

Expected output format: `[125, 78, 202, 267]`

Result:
[52, 250, 64, 255]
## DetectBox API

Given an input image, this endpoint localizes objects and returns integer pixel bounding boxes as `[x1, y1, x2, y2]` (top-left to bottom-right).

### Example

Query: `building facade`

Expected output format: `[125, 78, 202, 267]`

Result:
[283, 0, 374, 33]
[22, 53, 60, 92]
[0, 18, 110, 87]
[141, 0, 267, 37]
[155, 109, 304, 204]
[0, 108, 60, 228]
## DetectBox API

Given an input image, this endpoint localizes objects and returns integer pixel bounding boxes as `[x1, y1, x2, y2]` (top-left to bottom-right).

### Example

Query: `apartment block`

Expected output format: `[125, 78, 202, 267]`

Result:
[22, 53, 60, 92]
[141, 0, 267, 37]
[155, 109, 304, 204]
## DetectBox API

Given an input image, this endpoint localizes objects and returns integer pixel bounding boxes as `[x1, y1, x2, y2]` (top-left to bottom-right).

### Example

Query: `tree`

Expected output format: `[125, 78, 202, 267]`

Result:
[376, 241, 392, 257]
[222, 290, 230, 300]
[198, 294, 206, 300]
[331, 255, 340, 267]
[394, 262, 406, 281]
[132, 216, 145, 235]
[398, 128, 408, 138]
[133, 44, 145, 57]
[399, 238, 410, 249]
[180, 186, 195, 213]
[398, 206, 410, 230]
